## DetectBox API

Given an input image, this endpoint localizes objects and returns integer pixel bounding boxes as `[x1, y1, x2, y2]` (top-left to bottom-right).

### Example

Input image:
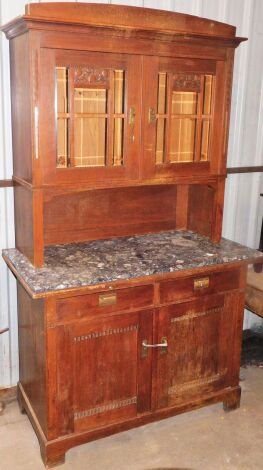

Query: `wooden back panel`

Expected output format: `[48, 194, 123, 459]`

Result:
[43, 185, 177, 245]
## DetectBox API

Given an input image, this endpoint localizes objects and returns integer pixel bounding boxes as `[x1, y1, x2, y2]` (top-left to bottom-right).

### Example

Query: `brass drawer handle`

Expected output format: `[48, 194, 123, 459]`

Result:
[194, 277, 210, 290]
[141, 337, 168, 358]
[99, 293, 117, 307]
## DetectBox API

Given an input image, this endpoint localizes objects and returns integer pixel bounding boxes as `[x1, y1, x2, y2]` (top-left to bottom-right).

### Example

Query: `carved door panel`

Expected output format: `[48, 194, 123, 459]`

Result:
[154, 293, 243, 410]
[57, 309, 153, 433]
[142, 55, 230, 179]
[39, 49, 142, 185]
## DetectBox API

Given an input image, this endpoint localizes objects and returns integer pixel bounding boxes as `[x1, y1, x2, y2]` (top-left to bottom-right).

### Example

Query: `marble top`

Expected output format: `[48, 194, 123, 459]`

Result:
[2, 230, 263, 295]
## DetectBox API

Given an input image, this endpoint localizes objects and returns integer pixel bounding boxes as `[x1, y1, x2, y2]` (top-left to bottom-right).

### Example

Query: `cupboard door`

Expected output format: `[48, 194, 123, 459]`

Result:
[155, 293, 244, 410]
[39, 49, 141, 185]
[56, 310, 153, 434]
[142, 56, 228, 179]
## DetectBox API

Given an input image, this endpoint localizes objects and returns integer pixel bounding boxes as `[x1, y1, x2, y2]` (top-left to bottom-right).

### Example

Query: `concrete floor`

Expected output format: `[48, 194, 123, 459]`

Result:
[0, 367, 263, 470]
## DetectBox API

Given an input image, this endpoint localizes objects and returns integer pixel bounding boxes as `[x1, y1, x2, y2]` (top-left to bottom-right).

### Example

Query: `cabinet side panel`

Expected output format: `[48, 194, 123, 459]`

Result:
[14, 185, 44, 266]
[17, 283, 47, 436]
[43, 185, 177, 245]
[10, 34, 32, 183]
[14, 185, 34, 261]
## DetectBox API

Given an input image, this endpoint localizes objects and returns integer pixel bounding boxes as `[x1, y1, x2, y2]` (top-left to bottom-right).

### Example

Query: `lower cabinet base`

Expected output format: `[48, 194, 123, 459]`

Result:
[17, 381, 241, 468]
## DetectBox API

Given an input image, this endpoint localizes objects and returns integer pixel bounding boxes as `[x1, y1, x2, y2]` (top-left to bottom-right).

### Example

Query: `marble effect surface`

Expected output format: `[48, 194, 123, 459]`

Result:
[2, 230, 263, 294]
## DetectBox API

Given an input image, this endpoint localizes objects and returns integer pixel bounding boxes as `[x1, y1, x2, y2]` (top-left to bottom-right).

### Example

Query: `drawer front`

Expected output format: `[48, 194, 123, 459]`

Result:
[56, 284, 154, 322]
[159, 269, 242, 304]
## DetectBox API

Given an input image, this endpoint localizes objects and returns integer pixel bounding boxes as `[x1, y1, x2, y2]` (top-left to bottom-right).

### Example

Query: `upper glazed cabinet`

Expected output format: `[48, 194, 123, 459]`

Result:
[3, 3, 244, 188]
[2, 3, 245, 266]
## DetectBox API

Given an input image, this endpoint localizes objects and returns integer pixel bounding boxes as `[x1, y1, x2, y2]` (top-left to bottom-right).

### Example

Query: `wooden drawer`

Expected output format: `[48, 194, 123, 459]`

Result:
[56, 284, 154, 322]
[159, 269, 242, 304]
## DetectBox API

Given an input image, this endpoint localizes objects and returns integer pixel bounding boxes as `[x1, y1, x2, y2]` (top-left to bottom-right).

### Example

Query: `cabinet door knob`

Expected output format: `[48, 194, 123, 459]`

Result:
[141, 337, 168, 357]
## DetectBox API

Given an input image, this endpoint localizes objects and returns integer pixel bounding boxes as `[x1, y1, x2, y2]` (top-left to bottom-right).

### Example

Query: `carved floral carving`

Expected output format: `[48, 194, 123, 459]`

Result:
[173, 74, 201, 92]
[74, 67, 110, 88]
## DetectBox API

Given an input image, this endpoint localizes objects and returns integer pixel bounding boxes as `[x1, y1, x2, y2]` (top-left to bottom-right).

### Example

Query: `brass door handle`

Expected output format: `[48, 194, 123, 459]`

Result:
[141, 337, 168, 357]
[129, 106, 136, 126]
[129, 106, 136, 142]
[148, 107, 157, 124]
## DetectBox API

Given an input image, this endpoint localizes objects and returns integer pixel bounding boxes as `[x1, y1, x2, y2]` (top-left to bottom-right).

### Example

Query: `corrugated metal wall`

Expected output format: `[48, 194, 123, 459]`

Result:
[0, 0, 262, 387]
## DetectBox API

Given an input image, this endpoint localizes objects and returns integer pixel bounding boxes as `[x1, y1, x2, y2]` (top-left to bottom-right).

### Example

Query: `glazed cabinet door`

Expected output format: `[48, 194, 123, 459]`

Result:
[142, 56, 230, 179]
[55, 309, 153, 435]
[38, 49, 142, 186]
[154, 292, 244, 410]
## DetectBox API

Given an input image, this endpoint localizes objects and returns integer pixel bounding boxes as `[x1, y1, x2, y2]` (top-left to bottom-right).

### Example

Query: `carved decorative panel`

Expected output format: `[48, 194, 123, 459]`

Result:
[171, 306, 223, 322]
[74, 67, 110, 88]
[173, 74, 201, 92]
[74, 396, 137, 419]
[74, 324, 138, 342]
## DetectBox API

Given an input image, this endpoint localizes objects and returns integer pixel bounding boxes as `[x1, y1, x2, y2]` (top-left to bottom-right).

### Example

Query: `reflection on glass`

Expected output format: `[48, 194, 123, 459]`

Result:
[74, 118, 106, 167]
[56, 67, 69, 167]
[113, 70, 125, 166]
[157, 73, 167, 114]
[113, 118, 124, 166]
[56, 66, 126, 168]
[156, 119, 166, 164]
[73, 88, 107, 167]
[155, 73, 167, 163]
[114, 70, 124, 114]
[201, 120, 210, 161]
[172, 92, 197, 115]
[203, 75, 213, 115]
[170, 119, 196, 162]
[74, 88, 107, 114]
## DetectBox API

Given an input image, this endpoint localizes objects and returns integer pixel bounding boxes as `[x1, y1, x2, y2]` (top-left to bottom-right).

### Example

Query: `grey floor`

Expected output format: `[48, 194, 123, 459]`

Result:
[0, 367, 263, 470]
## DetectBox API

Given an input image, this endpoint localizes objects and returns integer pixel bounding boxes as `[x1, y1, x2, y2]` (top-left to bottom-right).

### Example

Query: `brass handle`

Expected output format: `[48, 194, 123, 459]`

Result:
[194, 277, 210, 290]
[141, 337, 168, 358]
[148, 107, 157, 124]
[99, 293, 117, 307]
[129, 106, 135, 142]
[129, 106, 136, 126]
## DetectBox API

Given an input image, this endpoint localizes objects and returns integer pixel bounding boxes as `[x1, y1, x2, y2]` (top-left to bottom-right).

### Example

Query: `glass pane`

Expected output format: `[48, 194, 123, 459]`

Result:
[57, 119, 68, 168]
[172, 92, 197, 115]
[56, 66, 68, 114]
[74, 88, 107, 114]
[201, 120, 210, 161]
[203, 75, 213, 115]
[157, 73, 167, 114]
[170, 119, 196, 162]
[156, 118, 166, 164]
[113, 118, 124, 166]
[114, 70, 124, 114]
[56, 67, 69, 167]
[73, 118, 107, 167]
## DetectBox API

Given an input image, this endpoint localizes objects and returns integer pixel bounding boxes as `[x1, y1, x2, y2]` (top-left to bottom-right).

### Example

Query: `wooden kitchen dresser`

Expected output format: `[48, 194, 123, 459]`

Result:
[2, 3, 263, 467]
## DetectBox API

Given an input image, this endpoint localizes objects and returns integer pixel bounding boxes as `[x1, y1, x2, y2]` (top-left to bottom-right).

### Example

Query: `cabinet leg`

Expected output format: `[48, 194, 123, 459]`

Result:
[223, 387, 241, 412]
[40, 445, 66, 468]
